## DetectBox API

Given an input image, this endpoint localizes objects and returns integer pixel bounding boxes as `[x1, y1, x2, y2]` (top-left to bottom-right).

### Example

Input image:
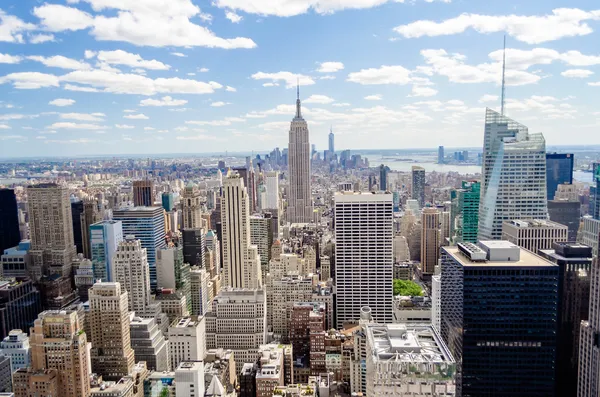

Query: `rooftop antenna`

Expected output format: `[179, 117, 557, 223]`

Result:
[295, 78, 302, 118]
[501, 35, 506, 116]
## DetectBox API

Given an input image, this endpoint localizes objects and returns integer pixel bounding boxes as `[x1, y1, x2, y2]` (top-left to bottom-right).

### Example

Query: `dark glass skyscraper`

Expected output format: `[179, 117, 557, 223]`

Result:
[440, 241, 559, 396]
[546, 153, 574, 200]
[0, 189, 20, 253]
[379, 164, 389, 191]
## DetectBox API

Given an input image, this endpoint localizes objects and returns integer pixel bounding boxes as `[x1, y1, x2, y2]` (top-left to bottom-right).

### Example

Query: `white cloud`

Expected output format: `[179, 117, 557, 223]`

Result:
[0, 9, 36, 43]
[123, 109, 136, 113]
[84, 50, 96, 59]
[60, 70, 223, 95]
[199, 68, 210, 72]
[225, 11, 243, 23]
[0, 53, 22, 64]
[187, 73, 196, 76]
[317, 62, 344, 73]
[0, 124, 10, 129]
[44, 138, 97, 144]
[246, 104, 297, 118]
[210, 101, 231, 107]
[479, 94, 499, 103]
[115, 124, 135, 129]
[64, 83, 100, 92]
[409, 86, 438, 97]
[226, 86, 236, 92]
[0, 72, 60, 89]
[144, 127, 155, 130]
[176, 134, 220, 141]
[251, 71, 315, 88]
[140, 96, 188, 107]
[171, 52, 187, 57]
[27, 55, 90, 70]
[186, 117, 244, 126]
[561, 69, 594, 78]
[48, 99, 75, 107]
[60, 112, 105, 121]
[588, 82, 600, 87]
[124, 113, 149, 120]
[394, 8, 600, 44]
[364, 94, 383, 100]
[0, 114, 27, 121]
[319, 75, 336, 80]
[33, 2, 257, 49]
[263, 82, 279, 87]
[332, 102, 351, 107]
[257, 121, 291, 131]
[29, 34, 55, 44]
[48, 122, 106, 130]
[304, 95, 334, 104]
[348, 65, 413, 85]
[504, 95, 577, 119]
[0, 135, 26, 141]
[88, 50, 171, 70]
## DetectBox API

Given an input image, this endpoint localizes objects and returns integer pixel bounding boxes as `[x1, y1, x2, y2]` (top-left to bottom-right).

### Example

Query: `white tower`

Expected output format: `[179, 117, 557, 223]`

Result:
[287, 86, 313, 223]
[114, 236, 152, 314]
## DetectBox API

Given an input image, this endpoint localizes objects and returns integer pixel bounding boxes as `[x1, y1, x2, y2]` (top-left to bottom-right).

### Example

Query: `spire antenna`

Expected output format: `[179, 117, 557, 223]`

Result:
[297, 78, 300, 100]
[295, 78, 302, 119]
[501, 35, 506, 116]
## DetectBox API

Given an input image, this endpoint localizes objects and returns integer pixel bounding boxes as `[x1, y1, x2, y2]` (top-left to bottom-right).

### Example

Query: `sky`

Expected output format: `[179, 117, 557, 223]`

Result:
[0, 0, 599, 157]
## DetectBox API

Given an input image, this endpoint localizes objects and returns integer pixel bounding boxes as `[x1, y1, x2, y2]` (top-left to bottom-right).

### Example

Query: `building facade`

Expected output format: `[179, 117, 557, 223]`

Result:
[90, 220, 124, 282]
[450, 181, 480, 244]
[546, 153, 574, 201]
[502, 219, 568, 253]
[0, 189, 20, 254]
[168, 317, 206, 371]
[420, 207, 440, 277]
[411, 166, 425, 208]
[132, 179, 154, 207]
[114, 237, 151, 314]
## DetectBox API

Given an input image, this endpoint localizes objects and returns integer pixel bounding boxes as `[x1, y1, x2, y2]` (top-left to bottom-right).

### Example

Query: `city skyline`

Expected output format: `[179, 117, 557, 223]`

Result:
[1, 1, 600, 157]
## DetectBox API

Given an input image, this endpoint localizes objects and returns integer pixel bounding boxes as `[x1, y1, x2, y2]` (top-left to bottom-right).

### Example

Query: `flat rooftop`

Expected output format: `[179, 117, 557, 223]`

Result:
[444, 245, 557, 268]
[504, 219, 567, 228]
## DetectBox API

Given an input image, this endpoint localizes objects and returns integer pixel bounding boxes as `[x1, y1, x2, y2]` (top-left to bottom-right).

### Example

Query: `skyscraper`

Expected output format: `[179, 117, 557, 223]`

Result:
[89, 282, 135, 381]
[440, 241, 559, 396]
[81, 200, 99, 259]
[450, 181, 480, 243]
[114, 237, 151, 314]
[378, 164, 389, 191]
[27, 183, 76, 279]
[71, 201, 84, 255]
[30, 310, 90, 397]
[264, 171, 280, 210]
[411, 166, 425, 208]
[161, 192, 174, 212]
[328, 128, 335, 154]
[438, 146, 444, 164]
[420, 207, 440, 278]
[335, 192, 393, 327]
[133, 179, 154, 207]
[182, 228, 205, 267]
[0, 189, 20, 256]
[221, 173, 262, 289]
[287, 87, 313, 223]
[546, 153, 574, 201]
[181, 184, 203, 229]
[113, 206, 166, 288]
[579, 242, 600, 397]
[90, 220, 124, 282]
[478, 108, 548, 240]
[0, 279, 42, 341]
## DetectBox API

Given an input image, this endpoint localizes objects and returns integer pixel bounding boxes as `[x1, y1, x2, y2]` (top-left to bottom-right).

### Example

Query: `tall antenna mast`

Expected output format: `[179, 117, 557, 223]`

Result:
[501, 35, 506, 115]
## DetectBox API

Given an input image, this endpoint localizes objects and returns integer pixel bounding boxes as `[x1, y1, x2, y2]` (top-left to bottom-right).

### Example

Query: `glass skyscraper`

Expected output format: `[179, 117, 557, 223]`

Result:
[0, 189, 20, 253]
[546, 153, 574, 200]
[90, 220, 124, 281]
[450, 181, 480, 243]
[478, 108, 548, 240]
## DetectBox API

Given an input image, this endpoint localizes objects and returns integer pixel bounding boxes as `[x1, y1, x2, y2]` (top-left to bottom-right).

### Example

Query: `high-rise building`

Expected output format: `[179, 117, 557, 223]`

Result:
[189, 266, 210, 316]
[378, 164, 389, 191]
[478, 108, 548, 240]
[450, 181, 480, 243]
[328, 129, 335, 154]
[71, 201, 84, 255]
[27, 184, 76, 279]
[0, 279, 42, 341]
[30, 310, 90, 397]
[129, 316, 169, 372]
[13, 368, 59, 397]
[175, 362, 205, 397]
[438, 145, 445, 164]
[0, 190, 20, 255]
[287, 88, 313, 224]
[264, 171, 280, 210]
[168, 317, 205, 371]
[539, 242, 592, 396]
[579, 243, 600, 397]
[181, 184, 203, 229]
[90, 220, 124, 282]
[548, 184, 581, 242]
[81, 200, 99, 259]
[114, 237, 151, 314]
[255, 344, 289, 397]
[335, 192, 393, 327]
[270, 275, 314, 339]
[182, 228, 205, 268]
[440, 241, 559, 396]
[546, 153, 574, 200]
[133, 179, 154, 207]
[113, 206, 166, 288]
[0, 330, 30, 372]
[250, 215, 272, 279]
[1, 241, 30, 279]
[365, 323, 456, 396]
[592, 163, 600, 220]
[89, 282, 135, 381]
[161, 192, 174, 212]
[221, 173, 262, 289]
[502, 219, 568, 254]
[420, 207, 440, 278]
[411, 166, 425, 208]
[205, 289, 267, 373]
[156, 245, 190, 304]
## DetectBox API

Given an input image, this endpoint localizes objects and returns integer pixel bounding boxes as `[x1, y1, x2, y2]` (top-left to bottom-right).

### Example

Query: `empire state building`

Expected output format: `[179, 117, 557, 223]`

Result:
[287, 86, 313, 223]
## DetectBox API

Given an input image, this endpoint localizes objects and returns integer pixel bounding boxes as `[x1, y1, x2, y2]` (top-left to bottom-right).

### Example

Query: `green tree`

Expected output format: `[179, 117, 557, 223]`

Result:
[393, 279, 423, 296]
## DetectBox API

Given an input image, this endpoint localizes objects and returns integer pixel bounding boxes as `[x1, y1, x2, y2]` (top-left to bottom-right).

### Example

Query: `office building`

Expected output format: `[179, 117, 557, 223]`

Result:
[30, 310, 90, 397]
[502, 219, 568, 253]
[264, 171, 280, 211]
[440, 241, 559, 396]
[379, 164, 390, 191]
[182, 228, 205, 268]
[539, 243, 592, 396]
[290, 302, 325, 372]
[129, 316, 168, 372]
[548, 183, 581, 242]
[156, 246, 190, 303]
[175, 361, 205, 397]
[255, 344, 287, 397]
[189, 266, 210, 316]
[438, 145, 445, 164]
[0, 189, 20, 254]
[1, 241, 30, 279]
[478, 108, 548, 240]
[90, 220, 124, 282]
[546, 153, 574, 200]
[181, 184, 203, 229]
[411, 166, 425, 208]
[71, 201, 85, 255]
[114, 237, 151, 314]
[450, 181, 480, 243]
[81, 200, 99, 259]
[287, 88, 313, 224]
[221, 173, 262, 289]
[133, 179, 154, 207]
[392, 295, 432, 324]
[0, 355, 10, 393]
[592, 163, 600, 220]
[328, 129, 335, 154]
[13, 368, 59, 397]
[161, 192, 174, 212]
[0, 330, 30, 371]
[420, 207, 440, 277]
[27, 184, 76, 279]
[113, 206, 166, 288]
[270, 275, 314, 339]
[250, 215, 273, 278]
[365, 323, 456, 396]
[580, 216, 600, 257]
[0, 279, 41, 341]
[89, 282, 135, 381]
[579, 243, 600, 397]
[239, 363, 257, 397]
[206, 289, 267, 372]
[335, 192, 393, 327]
[168, 317, 206, 371]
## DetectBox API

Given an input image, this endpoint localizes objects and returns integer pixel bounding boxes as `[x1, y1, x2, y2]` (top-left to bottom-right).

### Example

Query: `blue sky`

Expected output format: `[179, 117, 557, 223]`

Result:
[0, 0, 599, 157]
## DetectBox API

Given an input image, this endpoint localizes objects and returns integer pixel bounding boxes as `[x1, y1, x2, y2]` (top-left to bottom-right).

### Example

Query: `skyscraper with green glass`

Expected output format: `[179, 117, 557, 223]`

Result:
[450, 181, 480, 243]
